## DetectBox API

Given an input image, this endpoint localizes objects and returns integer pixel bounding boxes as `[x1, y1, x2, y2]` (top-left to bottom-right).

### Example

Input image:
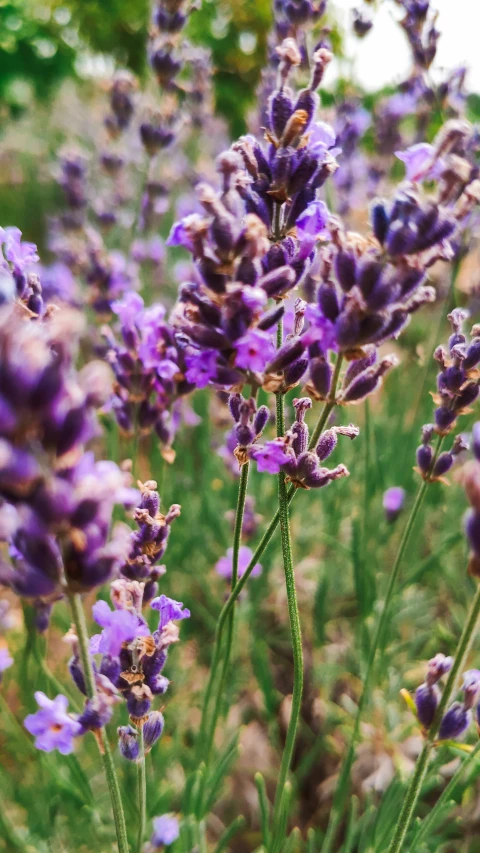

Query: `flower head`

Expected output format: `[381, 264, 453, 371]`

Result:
[383, 487, 406, 522]
[249, 438, 293, 474]
[151, 814, 180, 847]
[150, 594, 190, 631]
[24, 692, 82, 754]
[215, 545, 262, 580]
[234, 329, 275, 373]
[90, 600, 149, 657]
[0, 645, 13, 679]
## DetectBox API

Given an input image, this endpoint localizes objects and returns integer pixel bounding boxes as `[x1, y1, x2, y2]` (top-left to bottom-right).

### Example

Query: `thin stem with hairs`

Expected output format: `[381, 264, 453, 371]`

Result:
[68, 593, 130, 853]
[136, 724, 146, 853]
[321, 433, 444, 853]
[410, 740, 480, 852]
[387, 579, 480, 853]
[200, 459, 250, 773]
[269, 367, 304, 853]
[194, 356, 345, 795]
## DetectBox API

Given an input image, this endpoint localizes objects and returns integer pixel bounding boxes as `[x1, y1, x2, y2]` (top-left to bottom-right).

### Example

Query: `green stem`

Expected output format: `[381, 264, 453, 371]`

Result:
[200, 460, 250, 770]
[321, 435, 444, 853]
[68, 593, 130, 853]
[387, 580, 480, 853]
[194, 358, 345, 785]
[269, 385, 304, 853]
[410, 740, 480, 852]
[136, 725, 146, 853]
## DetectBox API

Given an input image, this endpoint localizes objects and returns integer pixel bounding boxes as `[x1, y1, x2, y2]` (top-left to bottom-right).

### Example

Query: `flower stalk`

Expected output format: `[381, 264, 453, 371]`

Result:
[194, 355, 345, 796]
[321, 433, 444, 853]
[269, 373, 304, 853]
[136, 723, 147, 853]
[68, 593, 130, 853]
[387, 580, 480, 853]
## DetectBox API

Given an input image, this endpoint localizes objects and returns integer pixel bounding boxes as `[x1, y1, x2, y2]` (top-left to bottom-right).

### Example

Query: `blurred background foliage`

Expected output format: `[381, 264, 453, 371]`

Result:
[0, 0, 274, 131]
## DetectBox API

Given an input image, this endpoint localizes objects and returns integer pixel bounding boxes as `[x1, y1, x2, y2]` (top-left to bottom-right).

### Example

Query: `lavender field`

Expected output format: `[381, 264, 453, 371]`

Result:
[1, 1, 480, 851]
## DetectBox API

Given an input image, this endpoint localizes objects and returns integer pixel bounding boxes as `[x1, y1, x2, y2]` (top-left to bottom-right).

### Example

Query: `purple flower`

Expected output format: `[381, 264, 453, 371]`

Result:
[0, 645, 13, 676]
[112, 292, 145, 329]
[383, 487, 406, 522]
[1, 227, 39, 275]
[90, 600, 149, 657]
[185, 349, 218, 388]
[296, 200, 329, 259]
[462, 669, 480, 709]
[395, 143, 442, 183]
[151, 814, 180, 847]
[166, 214, 205, 252]
[215, 545, 262, 580]
[150, 594, 191, 630]
[24, 692, 82, 754]
[157, 359, 180, 381]
[250, 438, 293, 474]
[234, 329, 275, 373]
[303, 303, 338, 351]
[309, 121, 336, 152]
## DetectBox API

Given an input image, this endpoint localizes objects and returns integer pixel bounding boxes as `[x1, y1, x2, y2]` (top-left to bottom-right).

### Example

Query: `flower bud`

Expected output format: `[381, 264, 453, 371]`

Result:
[432, 451, 454, 478]
[370, 200, 390, 245]
[438, 703, 471, 741]
[253, 406, 269, 437]
[259, 266, 296, 298]
[415, 683, 440, 729]
[383, 487, 406, 522]
[118, 725, 140, 761]
[143, 711, 164, 752]
[265, 336, 306, 373]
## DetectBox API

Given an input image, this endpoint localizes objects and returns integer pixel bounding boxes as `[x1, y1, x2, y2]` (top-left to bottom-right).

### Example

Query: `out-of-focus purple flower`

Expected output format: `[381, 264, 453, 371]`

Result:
[438, 703, 470, 741]
[0, 645, 13, 678]
[118, 725, 140, 761]
[151, 814, 180, 847]
[24, 692, 82, 754]
[471, 422, 480, 462]
[1, 227, 39, 275]
[303, 304, 338, 351]
[166, 214, 204, 252]
[185, 349, 218, 388]
[414, 653, 453, 729]
[395, 143, 441, 182]
[383, 487, 406, 522]
[150, 594, 190, 630]
[215, 545, 262, 580]
[90, 600, 149, 657]
[234, 329, 275, 373]
[462, 669, 480, 709]
[309, 121, 337, 153]
[249, 438, 293, 474]
[296, 200, 329, 258]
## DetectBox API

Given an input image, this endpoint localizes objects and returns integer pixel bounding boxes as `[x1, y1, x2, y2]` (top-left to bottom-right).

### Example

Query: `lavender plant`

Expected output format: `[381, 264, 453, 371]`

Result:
[2, 1, 480, 852]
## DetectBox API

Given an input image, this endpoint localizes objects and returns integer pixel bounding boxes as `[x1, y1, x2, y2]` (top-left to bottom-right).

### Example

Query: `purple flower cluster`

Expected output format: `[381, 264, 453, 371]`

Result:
[103, 293, 190, 452]
[414, 654, 480, 741]
[87, 582, 189, 726]
[250, 396, 358, 488]
[120, 479, 180, 599]
[416, 311, 480, 481]
[25, 577, 189, 755]
[0, 305, 135, 627]
[0, 227, 46, 315]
